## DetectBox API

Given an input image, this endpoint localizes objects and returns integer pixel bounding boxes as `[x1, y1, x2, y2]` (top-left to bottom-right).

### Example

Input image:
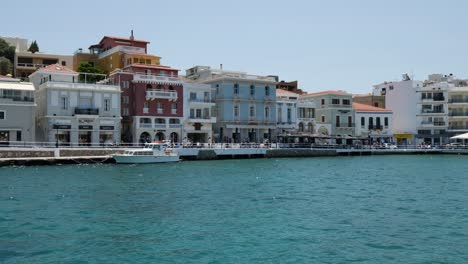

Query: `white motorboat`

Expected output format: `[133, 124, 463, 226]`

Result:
[113, 142, 180, 164]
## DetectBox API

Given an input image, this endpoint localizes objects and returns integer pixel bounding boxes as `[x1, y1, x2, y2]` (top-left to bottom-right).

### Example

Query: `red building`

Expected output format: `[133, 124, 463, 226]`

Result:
[80, 32, 184, 143]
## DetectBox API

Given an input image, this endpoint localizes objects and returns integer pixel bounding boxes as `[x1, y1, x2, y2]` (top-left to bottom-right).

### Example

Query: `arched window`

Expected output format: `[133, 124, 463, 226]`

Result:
[146, 84, 152, 90]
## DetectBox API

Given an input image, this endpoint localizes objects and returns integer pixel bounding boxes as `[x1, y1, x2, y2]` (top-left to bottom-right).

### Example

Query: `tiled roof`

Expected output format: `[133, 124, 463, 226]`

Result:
[301, 90, 349, 97]
[125, 64, 179, 71]
[37, 64, 78, 74]
[276, 89, 299, 96]
[353, 102, 392, 112]
[103, 36, 149, 43]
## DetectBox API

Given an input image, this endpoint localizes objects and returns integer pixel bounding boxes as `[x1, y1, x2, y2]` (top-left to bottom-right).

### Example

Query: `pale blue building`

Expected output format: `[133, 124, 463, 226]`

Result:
[186, 66, 277, 143]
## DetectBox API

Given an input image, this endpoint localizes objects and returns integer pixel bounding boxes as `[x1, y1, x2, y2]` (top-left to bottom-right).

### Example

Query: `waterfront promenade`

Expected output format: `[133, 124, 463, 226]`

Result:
[0, 143, 467, 166]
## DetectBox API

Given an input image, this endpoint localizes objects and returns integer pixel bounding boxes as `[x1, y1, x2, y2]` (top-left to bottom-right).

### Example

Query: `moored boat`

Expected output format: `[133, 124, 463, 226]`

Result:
[112, 142, 180, 164]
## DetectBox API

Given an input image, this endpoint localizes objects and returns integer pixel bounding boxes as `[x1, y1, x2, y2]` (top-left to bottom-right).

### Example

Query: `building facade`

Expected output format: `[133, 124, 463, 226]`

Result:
[373, 76, 422, 144]
[276, 89, 298, 136]
[353, 102, 393, 144]
[15, 51, 73, 80]
[30, 64, 121, 146]
[84, 34, 184, 144]
[186, 66, 277, 143]
[352, 94, 385, 108]
[301, 90, 354, 144]
[182, 82, 216, 143]
[0, 76, 36, 144]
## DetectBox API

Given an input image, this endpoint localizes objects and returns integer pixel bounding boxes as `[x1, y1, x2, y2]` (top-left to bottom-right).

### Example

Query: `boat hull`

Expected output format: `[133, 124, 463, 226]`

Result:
[112, 154, 180, 164]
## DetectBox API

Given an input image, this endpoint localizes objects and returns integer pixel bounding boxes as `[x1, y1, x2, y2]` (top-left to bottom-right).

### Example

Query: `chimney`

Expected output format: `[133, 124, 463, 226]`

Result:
[130, 30, 134, 41]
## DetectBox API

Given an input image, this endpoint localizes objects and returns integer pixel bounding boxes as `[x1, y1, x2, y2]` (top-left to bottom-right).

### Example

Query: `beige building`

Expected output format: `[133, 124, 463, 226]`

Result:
[15, 51, 73, 80]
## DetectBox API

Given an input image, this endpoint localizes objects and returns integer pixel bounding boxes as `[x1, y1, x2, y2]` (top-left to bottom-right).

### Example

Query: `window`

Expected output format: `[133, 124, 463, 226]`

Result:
[157, 102, 163, 114]
[61, 97, 69, 110]
[0, 111, 5, 120]
[61, 61, 66, 66]
[321, 115, 325, 122]
[234, 105, 239, 118]
[342, 99, 350, 105]
[250, 85, 255, 96]
[121, 81, 129, 89]
[216, 84, 219, 95]
[277, 107, 282, 122]
[171, 102, 177, 114]
[145, 69, 151, 75]
[203, 108, 209, 118]
[143, 102, 149, 113]
[265, 86, 270, 96]
[332, 98, 340, 105]
[321, 99, 325, 105]
[348, 116, 352, 127]
[196, 109, 202, 118]
[104, 99, 110, 111]
[234, 83, 239, 95]
[250, 105, 255, 118]
[168, 86, 174, 91]
[336, 116, 340, 127]
[369, 117, 374, 128]
[122, 96, 129, 104]
[361, 117, 365, 127]
[190, 92, 197, 100]
[287, 108, 292, 122]
[190, 109, 195, 118]
[122, 108, 129, 116]
[264, 107, 270, 119]
[16, 131, 21, 141]
[376, 117, 381, 128]
[384, 117, 389, 127]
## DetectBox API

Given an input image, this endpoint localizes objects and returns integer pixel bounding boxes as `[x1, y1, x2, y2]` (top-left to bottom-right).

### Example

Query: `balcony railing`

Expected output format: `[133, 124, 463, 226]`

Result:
[449, 99, 468, 103]
[448, 125, 468, 130]
[146, 90, 178, 101]
[0, 95, 34, 102]
[421, 121, 446, 126]
[188, 98, 215, 103]
[75, 108, 99, 115]
[421, 110, 444, 114]
[336, 123, 355, 128]
[134, 74, 182, 85]
[16, 63, 51, 69]
[449, 112, 468, 117]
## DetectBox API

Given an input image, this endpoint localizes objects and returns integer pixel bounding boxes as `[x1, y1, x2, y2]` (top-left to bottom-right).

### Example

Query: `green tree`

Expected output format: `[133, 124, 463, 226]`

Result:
[0, 39, 15, 62]
[77, 62, 105, 83]
[0, 56, 13, 75]
[28, 40, 39, 53]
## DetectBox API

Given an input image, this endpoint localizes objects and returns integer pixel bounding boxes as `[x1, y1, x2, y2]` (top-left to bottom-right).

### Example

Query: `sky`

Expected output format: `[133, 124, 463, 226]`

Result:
[2, 0, 468, 94]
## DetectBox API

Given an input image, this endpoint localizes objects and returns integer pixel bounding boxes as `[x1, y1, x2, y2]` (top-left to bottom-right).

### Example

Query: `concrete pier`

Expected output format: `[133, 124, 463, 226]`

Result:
[0, 147, 467, 166]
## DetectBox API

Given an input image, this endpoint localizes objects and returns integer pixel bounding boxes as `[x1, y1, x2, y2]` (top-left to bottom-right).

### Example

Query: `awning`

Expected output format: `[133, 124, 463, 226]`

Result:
[450, 132, 468, 139]
[394, 133, 413, 139]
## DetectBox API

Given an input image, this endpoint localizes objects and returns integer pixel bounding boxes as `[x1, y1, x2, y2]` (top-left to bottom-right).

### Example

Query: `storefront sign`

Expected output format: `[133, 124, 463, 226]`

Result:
[53, 125, 71, 129]
[100, 126, 114, 130]
[79, 125, 93, 130]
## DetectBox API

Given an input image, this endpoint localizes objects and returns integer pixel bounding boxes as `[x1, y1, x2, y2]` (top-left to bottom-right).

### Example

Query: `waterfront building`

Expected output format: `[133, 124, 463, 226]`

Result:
[182, 81, 216, 143]
[185, 66, 277, 143]
[415, 73, 468, 145]
[276, 89, 298, 136]
[78, 33, 183, 144]
[0, 75, 36, 144]
[29, 64, 121, 146]
[300, 90, 354, 144]
[15, 51, 73, 80]
[373, 75, 422, 145]
[353, 102, 393, 144]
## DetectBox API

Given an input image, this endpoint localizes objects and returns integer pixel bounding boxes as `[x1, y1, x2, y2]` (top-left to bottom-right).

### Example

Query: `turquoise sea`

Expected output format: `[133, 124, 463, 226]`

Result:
[1, 155, 468, 263]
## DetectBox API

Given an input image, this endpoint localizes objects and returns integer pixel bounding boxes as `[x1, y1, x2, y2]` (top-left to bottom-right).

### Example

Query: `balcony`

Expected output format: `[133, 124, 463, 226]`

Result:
[449, 99, 468, 103]
[420, 121, 446, 127]
[16, 63, 49, 69]
[449, 112, 468, 117]
[0, 95, 34, 103]
[134, 74, 182, 85]
[146, 90, 178, 101]
[75, 108, 99, 115]
[336, 123, 355, 128]
[188, 116, 216, 123]
[188, 98, 215, 105]
[448, 125, 468, 130]
[420, 109, 445, 114]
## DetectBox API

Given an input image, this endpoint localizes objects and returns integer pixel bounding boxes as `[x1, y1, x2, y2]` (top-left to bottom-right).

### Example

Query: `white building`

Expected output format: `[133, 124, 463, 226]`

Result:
[373, 75, 422, 144]
[182, 81, 216, 143]
[416, 73, 468, 145]
[30, 64, 121, 146]
[0, 75, 36, 144]
[353, 102, 393, 144]
[276, 89, 298, 135]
